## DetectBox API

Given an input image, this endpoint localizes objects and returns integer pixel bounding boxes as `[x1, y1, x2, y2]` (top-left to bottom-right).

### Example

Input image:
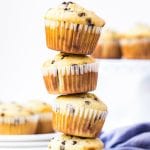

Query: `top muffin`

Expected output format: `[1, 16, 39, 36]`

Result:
[45, 1, 105, 27]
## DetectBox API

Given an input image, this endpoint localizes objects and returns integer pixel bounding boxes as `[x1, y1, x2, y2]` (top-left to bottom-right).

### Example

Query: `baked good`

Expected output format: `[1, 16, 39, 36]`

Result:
[44, 1, 105, 54]
[25, 100, 54, 134]
[92, 29, 122, 58]
[120, 24, 150, 59]
[48, 134, 104, 150]
[52, 93, 107, 138]
[42, 53, 98, 94]
[0, 102, 38, 135]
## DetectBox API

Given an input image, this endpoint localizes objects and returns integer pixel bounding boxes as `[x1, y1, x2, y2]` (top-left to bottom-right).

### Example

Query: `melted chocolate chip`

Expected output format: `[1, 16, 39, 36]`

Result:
[1, 113, 5, 117]
[76, 24, 79, 31]
[78, 12, 86, 17]
[61, 54, 69, 59]
[71, 64, 78, 67]
[84, 101, 90, 105]
[51, 60, 55, 64]
[61, 141, 66, 145]
[72, 141, 77, 145]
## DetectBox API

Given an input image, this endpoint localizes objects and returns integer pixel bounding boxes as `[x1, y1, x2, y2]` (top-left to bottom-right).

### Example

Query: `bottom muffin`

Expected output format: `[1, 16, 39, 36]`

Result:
[48, 134, 104, 150]
[0, 102, 38, 135]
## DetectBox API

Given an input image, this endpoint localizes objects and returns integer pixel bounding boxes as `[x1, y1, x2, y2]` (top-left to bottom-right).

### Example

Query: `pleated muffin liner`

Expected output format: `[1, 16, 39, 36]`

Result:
[52, 104, 107, 138]
[120, 38, 150, 59]
[0, 114, 39, 134]
[45, 20, 101, 54]
[36, 112, 54, 134]
[42, 62, 99, 94]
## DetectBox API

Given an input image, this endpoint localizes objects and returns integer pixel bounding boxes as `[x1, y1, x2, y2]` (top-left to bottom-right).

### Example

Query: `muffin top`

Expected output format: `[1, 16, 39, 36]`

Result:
[45, 1, 105, 27]
[122, 24, 150, 38]
[100, 29, 120, 41]
[48, 134, 103, 150]
[55, 93, 107, 111]
[0, 102, 33, 117]
[25, 100, 52, 113]
[43, 53, 95, 68]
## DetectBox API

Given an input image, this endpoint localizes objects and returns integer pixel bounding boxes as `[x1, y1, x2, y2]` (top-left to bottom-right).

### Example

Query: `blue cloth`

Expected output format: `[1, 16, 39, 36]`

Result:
[100, 122, 150, 150]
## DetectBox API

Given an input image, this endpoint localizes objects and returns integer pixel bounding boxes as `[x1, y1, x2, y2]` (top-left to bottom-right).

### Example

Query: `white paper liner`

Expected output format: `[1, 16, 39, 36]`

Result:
[45, 20, 101, 34]
[42, 62, 99, 76]
[53, 104, 107, 137]
[0, 114, 39, 125]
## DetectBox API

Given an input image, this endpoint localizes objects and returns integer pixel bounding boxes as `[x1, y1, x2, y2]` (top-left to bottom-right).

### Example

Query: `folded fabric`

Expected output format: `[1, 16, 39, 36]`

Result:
[100, 122, 150, 150]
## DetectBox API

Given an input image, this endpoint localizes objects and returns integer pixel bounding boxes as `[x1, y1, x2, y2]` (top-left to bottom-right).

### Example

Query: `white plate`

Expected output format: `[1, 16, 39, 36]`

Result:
[0, 133, 56, 142]
[0, 141, 48, 148]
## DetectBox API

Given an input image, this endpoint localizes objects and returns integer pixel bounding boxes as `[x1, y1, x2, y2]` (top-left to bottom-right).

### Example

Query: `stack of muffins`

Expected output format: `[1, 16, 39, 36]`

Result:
[42, 2, 108, 149]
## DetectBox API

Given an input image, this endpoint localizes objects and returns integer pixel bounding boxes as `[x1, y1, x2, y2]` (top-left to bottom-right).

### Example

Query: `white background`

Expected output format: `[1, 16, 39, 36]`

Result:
[0, 0, 150, 131]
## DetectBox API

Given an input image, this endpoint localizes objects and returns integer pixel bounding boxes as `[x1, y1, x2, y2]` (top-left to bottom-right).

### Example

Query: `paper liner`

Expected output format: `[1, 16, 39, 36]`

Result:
[52, 105, 107, 138]
[36, 112, 54, 134]
[45, 20, 101, 54]
[42, 63, 99, 94]
[0, 115, 38, 135]
[121, 38, 150, 59]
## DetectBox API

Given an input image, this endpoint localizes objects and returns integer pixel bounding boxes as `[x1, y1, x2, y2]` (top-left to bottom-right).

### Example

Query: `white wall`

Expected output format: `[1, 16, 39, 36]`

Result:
[0, 0, 150, 130]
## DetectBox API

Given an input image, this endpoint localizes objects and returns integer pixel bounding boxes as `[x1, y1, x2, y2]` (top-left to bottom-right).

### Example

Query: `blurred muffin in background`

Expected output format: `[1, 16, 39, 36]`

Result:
[0, 102, 38, 135]
[25, 100, 54, 134]
[92, 29, 122, 59]
[120, 24, 150, 59]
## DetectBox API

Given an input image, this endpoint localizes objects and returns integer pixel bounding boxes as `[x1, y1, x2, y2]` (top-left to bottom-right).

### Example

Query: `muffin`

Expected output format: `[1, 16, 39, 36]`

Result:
[25, 100, 54, 134]
[92, 29, 122, 58]
[0, 102, 38, 135]
[44, 1, 105, 54]
[48, 134, 104, 150]
[42, 53, 99, 94]
[52, 93, 107, 138]
[120, 24, 150, 59]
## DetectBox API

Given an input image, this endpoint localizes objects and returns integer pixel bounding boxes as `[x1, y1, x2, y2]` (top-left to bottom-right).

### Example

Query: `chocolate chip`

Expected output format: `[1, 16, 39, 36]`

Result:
[51, 60, 55, 64]
[60, 145, 65, 150]
[94, 97, 98, 101]
[62, 2, 67, 4]
[61, 141, 66, 145]
[72, 141, 77, 145]
[66, 104, 75, 115]
[99, 115, 102, 120]
[84, 101, 90, 105]
[86, 18, 95, 27]
[61, 54, 69, 59]
[1, 113, 5, 117]
[78, 12, 86, 17]
[64, 7, 70, 11]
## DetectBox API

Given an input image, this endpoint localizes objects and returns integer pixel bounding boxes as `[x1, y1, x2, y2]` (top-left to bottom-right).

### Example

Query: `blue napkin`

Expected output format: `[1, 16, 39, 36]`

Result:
[100, 122, 150, 150]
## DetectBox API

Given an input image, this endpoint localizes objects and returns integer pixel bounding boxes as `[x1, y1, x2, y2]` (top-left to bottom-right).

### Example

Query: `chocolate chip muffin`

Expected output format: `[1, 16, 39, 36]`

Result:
[92, 29, 122, 59]
[48, 134, 104, 150]
[44, 1, 105, 54]
[25, 100, 54, 134]
[0, 102, 38, 135]
[52, 93, 107, 138]
[42, 53, 99, 94]
[120, 24, 150, 59]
